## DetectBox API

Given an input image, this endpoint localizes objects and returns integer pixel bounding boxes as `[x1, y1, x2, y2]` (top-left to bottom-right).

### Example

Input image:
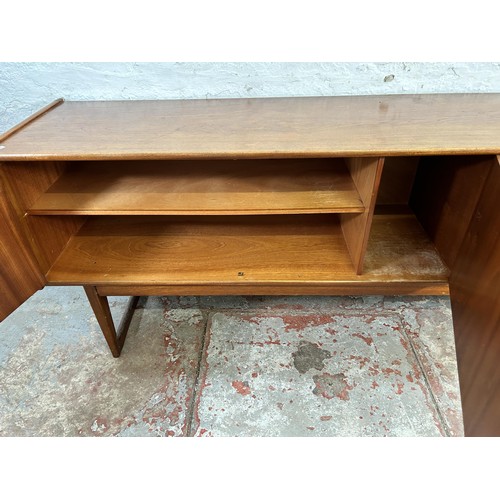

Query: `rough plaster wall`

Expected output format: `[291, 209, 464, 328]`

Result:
[1, 62, 500, 132]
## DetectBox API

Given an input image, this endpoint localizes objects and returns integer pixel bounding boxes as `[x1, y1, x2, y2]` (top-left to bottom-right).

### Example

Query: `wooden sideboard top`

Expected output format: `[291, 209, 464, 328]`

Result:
[1, 94, 500, 160]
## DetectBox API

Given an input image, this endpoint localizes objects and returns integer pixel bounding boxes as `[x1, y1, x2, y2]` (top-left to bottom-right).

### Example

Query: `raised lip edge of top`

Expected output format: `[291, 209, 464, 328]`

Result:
[0, 98, 65, 143]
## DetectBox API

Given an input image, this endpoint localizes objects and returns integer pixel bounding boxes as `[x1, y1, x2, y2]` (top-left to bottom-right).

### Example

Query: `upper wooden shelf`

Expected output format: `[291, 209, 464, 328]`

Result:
[28, 158, 365, 215]
[1, 94, 500, 160]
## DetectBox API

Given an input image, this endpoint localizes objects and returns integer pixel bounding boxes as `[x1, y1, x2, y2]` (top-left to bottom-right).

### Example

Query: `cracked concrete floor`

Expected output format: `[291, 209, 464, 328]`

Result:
[0, 287, 463, 436]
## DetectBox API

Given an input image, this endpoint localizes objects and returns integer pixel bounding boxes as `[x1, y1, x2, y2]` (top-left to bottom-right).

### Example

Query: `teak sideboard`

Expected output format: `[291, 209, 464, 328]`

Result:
[0, 94, 499, 436]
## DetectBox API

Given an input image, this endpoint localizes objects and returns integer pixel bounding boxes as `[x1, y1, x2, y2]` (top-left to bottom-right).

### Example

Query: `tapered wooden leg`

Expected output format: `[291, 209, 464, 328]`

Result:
[83, 286, 139, 357]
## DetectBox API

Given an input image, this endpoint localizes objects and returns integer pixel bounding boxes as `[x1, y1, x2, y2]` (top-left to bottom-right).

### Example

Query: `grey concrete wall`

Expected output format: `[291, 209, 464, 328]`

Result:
[1, 62, 500, 132]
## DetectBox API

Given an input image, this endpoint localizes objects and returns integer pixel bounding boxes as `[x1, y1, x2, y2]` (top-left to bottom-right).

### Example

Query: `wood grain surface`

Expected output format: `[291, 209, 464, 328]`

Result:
[0, 98, 64, 143]
[411, 155, 493, 269]
[96, 283, 449, 297]
[449, 157, 500, 436]
[1, 161, 86, 273]
[46, 213, 449, 292]
[29, 158, 364, 215]
[410, 154, 500, 435]
[2, 94, 500, 160]
[0, 175, 44, 320]
[340, 157, 384, 273]
[377, 156, 419, 205]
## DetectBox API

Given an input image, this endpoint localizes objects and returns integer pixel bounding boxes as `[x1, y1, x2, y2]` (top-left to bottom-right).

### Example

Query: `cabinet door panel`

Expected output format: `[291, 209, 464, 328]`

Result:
[0, 176, 44, 321]
[450, 157, 500, 436]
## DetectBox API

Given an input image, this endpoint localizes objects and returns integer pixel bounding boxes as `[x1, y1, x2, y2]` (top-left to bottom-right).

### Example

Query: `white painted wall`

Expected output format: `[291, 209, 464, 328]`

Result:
[1, 62, 500, 132]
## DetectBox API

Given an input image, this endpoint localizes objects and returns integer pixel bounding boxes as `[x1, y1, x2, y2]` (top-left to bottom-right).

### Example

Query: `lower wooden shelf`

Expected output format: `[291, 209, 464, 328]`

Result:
[45, 213, 449, 295]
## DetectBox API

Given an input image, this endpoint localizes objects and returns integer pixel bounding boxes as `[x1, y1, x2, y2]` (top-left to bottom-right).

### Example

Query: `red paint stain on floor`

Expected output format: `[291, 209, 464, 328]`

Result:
[352, 332, 374, 346]
[232, 380, 251, 396]
[382, 367, 402, 377]
[349, 355, 371, 368]
[281, 314, 334, 332]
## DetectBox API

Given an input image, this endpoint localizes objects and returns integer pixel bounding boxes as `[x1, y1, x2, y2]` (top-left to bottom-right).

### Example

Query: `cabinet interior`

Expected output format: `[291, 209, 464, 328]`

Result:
[0, 154, 460, 295]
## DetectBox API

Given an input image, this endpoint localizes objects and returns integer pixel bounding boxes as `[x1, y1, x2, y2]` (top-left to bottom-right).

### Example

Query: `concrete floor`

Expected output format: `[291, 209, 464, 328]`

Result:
[0, 287, 464, 436]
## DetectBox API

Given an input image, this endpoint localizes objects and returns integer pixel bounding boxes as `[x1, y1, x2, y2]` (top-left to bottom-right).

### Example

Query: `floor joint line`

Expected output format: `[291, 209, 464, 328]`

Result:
[185, 310, 212, 437]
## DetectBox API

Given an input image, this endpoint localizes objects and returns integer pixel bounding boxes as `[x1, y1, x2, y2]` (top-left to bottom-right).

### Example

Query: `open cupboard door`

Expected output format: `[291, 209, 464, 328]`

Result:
[0, 175, 45, 321]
